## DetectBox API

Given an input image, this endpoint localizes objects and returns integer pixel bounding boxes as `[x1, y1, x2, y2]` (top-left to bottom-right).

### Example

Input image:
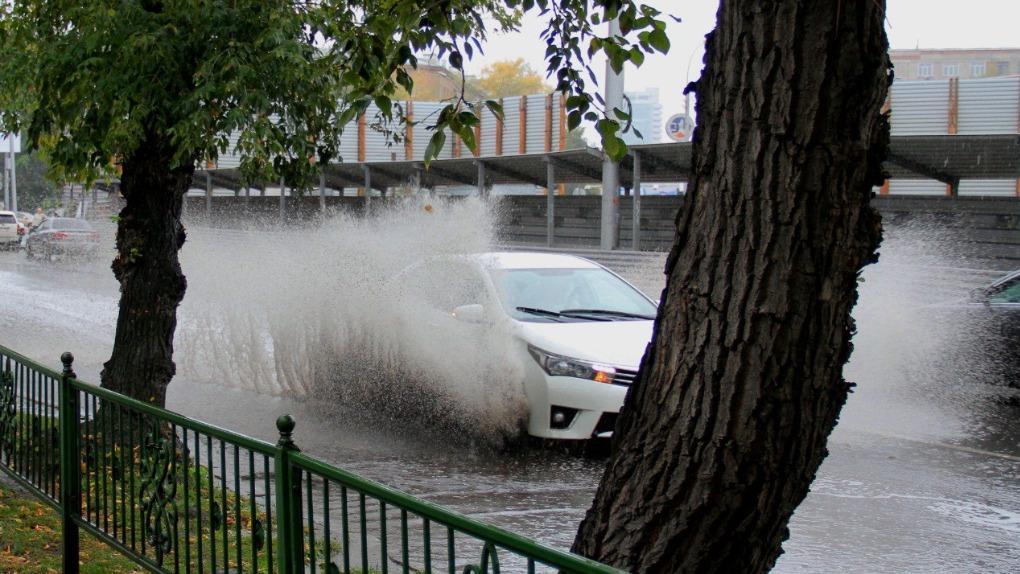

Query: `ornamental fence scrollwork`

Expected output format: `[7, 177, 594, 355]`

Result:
[139, 423, 179, 566]
[0, 360, 14, 461]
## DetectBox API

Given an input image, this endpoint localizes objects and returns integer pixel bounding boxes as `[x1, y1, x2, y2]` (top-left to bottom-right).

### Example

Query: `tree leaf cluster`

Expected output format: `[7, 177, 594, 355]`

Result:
[0, 0, 669, 189]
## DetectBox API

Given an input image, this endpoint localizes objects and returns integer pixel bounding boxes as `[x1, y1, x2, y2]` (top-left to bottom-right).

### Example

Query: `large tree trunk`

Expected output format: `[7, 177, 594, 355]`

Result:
[573, 2, 890, 572]
[100, 133, 193, 407]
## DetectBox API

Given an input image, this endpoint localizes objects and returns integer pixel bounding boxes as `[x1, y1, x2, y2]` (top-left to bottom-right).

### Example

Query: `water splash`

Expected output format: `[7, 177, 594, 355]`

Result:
[176, 196, 529, 444]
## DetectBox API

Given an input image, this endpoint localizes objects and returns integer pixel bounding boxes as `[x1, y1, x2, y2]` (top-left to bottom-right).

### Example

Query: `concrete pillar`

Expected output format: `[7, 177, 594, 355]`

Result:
[363, 165, 372, 211]
[600, 17, 624, 250]
[319, 170, 326, 213]
[546, 160, 555, 247]
[205, 171, 212, 217]
[476, 161, 487, 197]
[9, 147, 16, 212]
[631, 152, 642, 251]
[278, 176, 285, 221]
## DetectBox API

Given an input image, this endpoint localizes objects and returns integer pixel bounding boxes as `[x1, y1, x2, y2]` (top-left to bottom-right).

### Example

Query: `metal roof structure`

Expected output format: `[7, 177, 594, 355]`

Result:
[194, 135, 1020, 192]
[885, 135, 1020, 183]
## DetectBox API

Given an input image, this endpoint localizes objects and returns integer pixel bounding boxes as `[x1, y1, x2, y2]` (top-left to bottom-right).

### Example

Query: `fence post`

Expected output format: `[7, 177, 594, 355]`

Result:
[274, 414, 303, 574]
[59, 352, 81, 574]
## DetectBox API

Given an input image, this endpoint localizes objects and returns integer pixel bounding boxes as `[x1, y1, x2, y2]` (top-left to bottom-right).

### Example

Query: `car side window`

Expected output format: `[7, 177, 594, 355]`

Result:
[406, 261, 488, 312]
[989, 278, 1020, 304]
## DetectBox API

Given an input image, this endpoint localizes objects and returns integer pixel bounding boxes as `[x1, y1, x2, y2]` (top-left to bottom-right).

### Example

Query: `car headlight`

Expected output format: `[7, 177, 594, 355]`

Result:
[527, 345, 616, 384]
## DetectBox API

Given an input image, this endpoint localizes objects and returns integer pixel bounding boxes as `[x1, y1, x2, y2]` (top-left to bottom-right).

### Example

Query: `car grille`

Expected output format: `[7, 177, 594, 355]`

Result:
[612, 368, 639, 386]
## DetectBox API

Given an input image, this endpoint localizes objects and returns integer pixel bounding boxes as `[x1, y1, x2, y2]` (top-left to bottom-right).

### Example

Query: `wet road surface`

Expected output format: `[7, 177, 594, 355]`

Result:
[1, 225, 1018, 573]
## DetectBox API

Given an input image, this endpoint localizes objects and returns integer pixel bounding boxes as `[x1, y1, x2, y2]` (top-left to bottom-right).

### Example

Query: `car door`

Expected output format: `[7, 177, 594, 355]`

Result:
[985, 271, 1020, 345]
[0, 213, 17, 243]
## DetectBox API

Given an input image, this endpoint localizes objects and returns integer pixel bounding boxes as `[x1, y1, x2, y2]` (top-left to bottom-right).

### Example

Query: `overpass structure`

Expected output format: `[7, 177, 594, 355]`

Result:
[191, 134, 1020, 251]
[176, 77, 1020, 256]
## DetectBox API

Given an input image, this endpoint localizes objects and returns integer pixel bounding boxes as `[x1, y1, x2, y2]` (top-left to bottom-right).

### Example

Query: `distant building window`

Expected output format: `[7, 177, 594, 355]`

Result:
[996, 61, 1010, 75]
[943, 63, 959, 77]
[918, 63, 933, 77]
[971, 62, 986, 77]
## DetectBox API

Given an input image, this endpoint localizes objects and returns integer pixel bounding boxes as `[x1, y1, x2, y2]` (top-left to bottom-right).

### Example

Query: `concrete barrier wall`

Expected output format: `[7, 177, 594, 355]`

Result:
[182, 195, 1020, 270]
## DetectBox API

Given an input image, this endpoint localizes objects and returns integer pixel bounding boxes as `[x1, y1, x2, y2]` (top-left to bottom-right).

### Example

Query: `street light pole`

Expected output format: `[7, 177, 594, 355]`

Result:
[600, 17, 624, 251]
[9, 149, 16, 213]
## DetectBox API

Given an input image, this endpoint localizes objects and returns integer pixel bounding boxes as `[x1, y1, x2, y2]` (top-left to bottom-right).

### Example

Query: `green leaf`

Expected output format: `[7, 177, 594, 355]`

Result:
[629, 47, 645, 67]
[567, 110, 582, 131]
[649, 29, 671, 53]
[424, 130, 446, 165]
[603, 135, 627, 161]
[449, 51, 463, 70]
[484, 100, 504, 121]
[566, 95, 588, 110]
[457, 111, 480, 128]
[458, 125, 477, 155]
[374, 96, 392, 117]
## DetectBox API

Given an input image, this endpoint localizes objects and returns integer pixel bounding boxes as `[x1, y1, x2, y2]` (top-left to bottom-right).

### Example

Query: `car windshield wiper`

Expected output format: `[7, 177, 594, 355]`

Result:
[558, 308, 656, 320]
[515, 306, 566, 321]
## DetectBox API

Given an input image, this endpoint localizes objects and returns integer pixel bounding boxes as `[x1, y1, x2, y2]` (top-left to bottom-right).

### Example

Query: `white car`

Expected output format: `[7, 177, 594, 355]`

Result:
[0, 210, 23, 249]
[401, 252, 657, 440]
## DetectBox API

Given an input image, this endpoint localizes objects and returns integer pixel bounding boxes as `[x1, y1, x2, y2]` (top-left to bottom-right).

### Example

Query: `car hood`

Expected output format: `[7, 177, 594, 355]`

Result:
[514, 319, 654, 369]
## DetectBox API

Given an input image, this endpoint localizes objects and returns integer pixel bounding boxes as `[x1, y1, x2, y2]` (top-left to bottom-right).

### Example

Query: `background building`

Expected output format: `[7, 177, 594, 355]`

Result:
[891, 48, 1020, 80]
[622, 87, 663, 146]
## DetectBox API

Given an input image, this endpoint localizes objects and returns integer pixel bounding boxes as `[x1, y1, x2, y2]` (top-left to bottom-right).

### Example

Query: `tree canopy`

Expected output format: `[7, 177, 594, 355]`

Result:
[473, 58, 552, 97]
[10, 152, 63, 211]
[0, 1, 670, 181]
[0, 3, 894, 573]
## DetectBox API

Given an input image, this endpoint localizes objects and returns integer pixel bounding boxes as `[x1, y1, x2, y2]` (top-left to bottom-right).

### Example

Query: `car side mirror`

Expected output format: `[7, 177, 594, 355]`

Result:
[452, 304, 486, 323]
[968, 287, 988, 304]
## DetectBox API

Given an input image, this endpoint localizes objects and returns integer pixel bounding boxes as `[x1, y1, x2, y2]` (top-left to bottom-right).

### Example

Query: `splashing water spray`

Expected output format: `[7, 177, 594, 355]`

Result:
[176, 196, 529, 445]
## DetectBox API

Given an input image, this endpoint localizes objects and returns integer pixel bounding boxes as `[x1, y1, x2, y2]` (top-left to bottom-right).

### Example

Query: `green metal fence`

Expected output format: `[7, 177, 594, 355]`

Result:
[0, 345, 621, 574]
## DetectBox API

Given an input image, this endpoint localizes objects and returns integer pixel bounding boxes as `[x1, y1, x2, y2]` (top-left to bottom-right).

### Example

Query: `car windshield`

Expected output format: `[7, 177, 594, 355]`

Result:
[0, 214, 15, 224]
[490, 267, 657, 322]
[51, 218, 93, 231]
[989, 274, 1020, 304]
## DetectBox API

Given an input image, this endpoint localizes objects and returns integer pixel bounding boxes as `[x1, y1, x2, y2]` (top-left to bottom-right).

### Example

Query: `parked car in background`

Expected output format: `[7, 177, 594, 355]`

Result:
[397, 252, 657, 440]
[974, 268, 1020, 349]
[0, 211, 21, 249]
[23, 217, 101, 260]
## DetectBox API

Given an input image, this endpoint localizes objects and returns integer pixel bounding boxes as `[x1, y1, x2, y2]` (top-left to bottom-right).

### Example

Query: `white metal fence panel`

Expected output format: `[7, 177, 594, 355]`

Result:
[959, 179, 1017, 197]
[479, 104, 500, 156]
[525, 94, 550, 154]
[411, 102, 451, 160]
[502, 97, 522, 155]
[362, 103, 400, 161]
[338, 122, 359, 163]
[889, 179, 946, 195]
[215, 130, 243, 169]
[890, 80, 950, 136]
[958, 76, 1020, 135]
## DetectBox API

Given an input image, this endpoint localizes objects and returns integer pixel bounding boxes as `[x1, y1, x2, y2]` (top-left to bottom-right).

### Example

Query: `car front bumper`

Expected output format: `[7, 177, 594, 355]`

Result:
[523, 368, 630, 440]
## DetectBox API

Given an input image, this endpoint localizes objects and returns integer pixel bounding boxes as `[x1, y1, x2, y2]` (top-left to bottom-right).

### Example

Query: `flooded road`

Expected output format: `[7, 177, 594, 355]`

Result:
[1, 217, 1018, 572]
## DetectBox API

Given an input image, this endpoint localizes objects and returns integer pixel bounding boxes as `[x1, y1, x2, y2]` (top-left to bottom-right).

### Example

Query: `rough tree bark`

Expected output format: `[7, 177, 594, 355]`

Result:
[99, 131, 194, 407]
[573, 2, 890, 572]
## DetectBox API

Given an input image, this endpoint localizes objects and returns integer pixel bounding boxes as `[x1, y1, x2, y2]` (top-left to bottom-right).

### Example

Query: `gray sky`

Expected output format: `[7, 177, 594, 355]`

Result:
[463, 0, 1020, 142]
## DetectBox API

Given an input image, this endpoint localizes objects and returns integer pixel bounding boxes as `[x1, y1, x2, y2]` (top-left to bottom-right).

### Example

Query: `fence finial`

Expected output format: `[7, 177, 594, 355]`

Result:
[60, 352, 75, 378]
[276, 414, 298, 450]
